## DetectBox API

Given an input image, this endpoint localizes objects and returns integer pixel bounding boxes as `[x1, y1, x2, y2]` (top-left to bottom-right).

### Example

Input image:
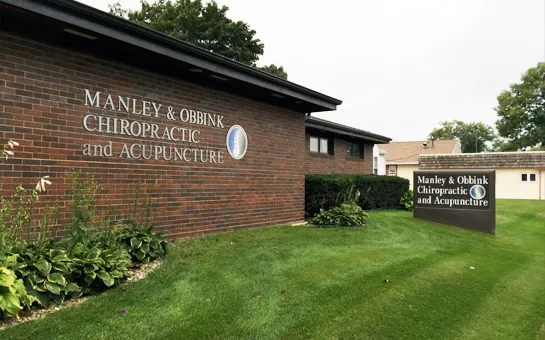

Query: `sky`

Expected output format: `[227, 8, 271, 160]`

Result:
[77, 0, 544, 141]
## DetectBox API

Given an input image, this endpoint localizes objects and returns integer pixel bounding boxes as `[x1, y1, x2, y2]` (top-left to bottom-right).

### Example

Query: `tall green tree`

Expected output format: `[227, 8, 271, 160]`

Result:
[109, 0, 288, 79]
[428, 120, 497, 153]
[495, 62, 545, 150]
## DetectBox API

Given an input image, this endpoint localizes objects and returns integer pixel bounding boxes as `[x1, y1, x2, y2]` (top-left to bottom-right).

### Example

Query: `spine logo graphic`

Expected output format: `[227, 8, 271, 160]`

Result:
[226, 125, 248, 160]
[470, 185, 486, 200]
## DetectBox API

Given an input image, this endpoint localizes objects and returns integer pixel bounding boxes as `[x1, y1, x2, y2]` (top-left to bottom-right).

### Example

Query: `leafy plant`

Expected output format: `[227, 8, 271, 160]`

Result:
[69, 241, 131, 293]
[64, 171, 101, 246]
[0, 253, 35, 317]
[114, 225, 168, 263]
[129, 182, 156, 228]
[8, 238, 132, 307]
[7, 240, 78, 306]
[312, 203, 369, 227]
[400, 190, 414, 211]
[0, 138, 53, 244]
[37, 202, 61, 241]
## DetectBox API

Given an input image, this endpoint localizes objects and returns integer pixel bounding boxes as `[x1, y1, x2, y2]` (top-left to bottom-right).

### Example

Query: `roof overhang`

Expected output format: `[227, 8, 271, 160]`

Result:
[386, 162, 418, 165]
[305, 117, 391, 144]
[0, 0, 342, 113]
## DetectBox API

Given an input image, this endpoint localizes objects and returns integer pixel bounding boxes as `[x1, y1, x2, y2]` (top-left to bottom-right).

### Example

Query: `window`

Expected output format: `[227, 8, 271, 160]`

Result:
[320, 139, 329, 154]
[388, 165, 397, 176]
[310, 137, 319, 153]
[521, 173, 537, 182]
[310, 136, 330, 155]
[346, 142, 362, 158]
[373, 157, 378, 175]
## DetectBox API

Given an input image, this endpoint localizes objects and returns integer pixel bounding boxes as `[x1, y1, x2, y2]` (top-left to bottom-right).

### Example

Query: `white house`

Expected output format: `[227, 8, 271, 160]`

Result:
[419, 152, 545, 200]
[372, 145, 387, 175]
[378, 139, 462, 187]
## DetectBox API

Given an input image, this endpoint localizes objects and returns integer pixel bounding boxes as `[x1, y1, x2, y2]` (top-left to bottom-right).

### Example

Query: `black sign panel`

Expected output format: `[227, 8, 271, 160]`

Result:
[413, 170, 496, 235]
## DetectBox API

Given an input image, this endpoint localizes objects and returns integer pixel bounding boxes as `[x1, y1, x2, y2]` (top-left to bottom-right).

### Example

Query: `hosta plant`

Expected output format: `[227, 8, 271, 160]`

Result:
[312, 202, 369, 227]
[115, 225, 168, 263]
[400, 190, 414, 211]
[69, 241, 131, 293]
[7, 240, 81, 307]
[0, 254, 35, 317]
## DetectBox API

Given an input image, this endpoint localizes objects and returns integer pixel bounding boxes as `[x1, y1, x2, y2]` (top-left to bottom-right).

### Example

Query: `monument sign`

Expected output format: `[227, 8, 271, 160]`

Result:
[413, 170, 496, 234]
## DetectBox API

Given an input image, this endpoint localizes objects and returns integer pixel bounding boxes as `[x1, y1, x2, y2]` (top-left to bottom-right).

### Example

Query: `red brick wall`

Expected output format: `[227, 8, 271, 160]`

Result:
[305, 132, 374, 174]
[0, 31, 306, 238]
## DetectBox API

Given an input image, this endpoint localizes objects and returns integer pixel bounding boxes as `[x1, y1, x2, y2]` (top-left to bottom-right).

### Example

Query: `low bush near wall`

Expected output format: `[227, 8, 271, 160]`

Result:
[312, 202, 369, 227]
[305, 174, 410, 216]
[400, 190, 414, 211]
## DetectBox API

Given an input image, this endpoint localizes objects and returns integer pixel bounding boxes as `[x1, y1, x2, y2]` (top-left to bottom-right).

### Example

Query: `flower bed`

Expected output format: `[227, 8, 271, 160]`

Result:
[0, 140, 169, 320]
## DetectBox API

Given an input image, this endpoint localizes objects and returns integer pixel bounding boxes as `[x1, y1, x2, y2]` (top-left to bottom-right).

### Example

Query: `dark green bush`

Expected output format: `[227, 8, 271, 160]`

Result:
[312, 202, 369, 227]
[305, 174, 410, 216]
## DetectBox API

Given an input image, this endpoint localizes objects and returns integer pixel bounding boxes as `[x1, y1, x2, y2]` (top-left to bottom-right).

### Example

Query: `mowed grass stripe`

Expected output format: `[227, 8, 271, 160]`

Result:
[451, 257, 545, 340]
[319, 251, 527, 340]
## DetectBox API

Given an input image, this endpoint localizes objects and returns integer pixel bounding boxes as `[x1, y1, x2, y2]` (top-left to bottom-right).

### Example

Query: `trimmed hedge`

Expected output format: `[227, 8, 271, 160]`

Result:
[305, 174, 410, 216]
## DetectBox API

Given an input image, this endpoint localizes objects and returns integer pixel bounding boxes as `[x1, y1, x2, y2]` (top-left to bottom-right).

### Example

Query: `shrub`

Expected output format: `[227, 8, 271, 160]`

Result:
[400, 190, 414, 211]
[305, 174, 410, 216]
[69, 241, 131, 293]
[312, 202, 369, 227]
[114, 224, 168, 263]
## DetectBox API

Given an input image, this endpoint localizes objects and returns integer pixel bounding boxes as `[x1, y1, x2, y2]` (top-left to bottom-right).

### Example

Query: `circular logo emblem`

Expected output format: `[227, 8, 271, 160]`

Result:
[470, 185, 486, 200]
[226, 125, 248, 160]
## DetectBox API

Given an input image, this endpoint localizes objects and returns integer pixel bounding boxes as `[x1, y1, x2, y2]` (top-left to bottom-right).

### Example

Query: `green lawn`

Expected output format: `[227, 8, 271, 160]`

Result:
[3, 200, 545, 339]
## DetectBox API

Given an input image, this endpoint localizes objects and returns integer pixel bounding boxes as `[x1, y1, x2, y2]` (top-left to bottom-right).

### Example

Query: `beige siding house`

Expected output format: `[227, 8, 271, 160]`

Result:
[419, 152, 545, 200]
[379, 140, 461, 188]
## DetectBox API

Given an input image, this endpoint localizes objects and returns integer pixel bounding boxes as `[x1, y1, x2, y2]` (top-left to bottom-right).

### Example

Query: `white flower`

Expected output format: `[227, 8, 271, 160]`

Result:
[7, 140, 19, 148]
[5, 150, 14, 156]
[36, 176, 52, 193]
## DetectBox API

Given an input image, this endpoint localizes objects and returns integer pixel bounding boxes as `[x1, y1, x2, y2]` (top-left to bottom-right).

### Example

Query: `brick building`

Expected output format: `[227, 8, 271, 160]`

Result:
[0, 0, 389, 238]
[305, 117, 390, 174]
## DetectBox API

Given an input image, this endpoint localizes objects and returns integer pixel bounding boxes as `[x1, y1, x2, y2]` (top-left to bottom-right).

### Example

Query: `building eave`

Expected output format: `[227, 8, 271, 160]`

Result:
[305, 117, 391, 144]
[386, 161, 419, 165]
[1, 0, 342, 112]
